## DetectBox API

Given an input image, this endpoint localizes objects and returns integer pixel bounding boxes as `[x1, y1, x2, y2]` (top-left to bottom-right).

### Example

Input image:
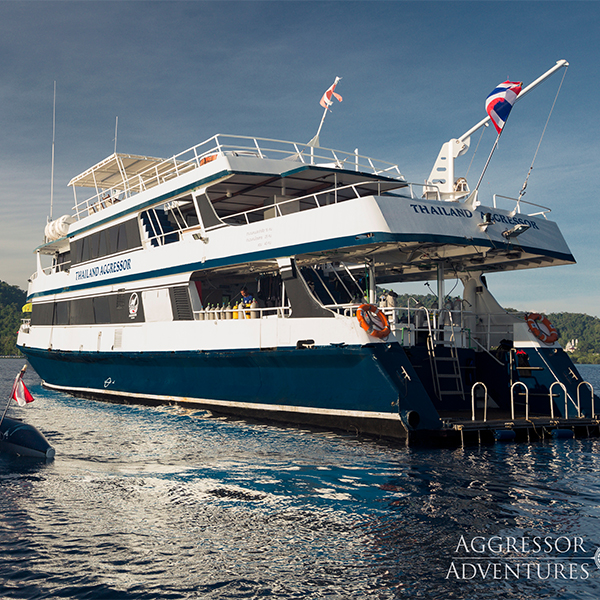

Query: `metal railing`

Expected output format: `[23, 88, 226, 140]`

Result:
[471, 382, 489, 421]
[217, 180, 392, 228]
[336, 303, 513, 352]
[492, 194, 552, 218]
[549, 381, 569, 419]
[71, 134, 405, 220]
[578, 381, 595, 418]
[510, 381, 529, 420]
[194, 305, 292, 321]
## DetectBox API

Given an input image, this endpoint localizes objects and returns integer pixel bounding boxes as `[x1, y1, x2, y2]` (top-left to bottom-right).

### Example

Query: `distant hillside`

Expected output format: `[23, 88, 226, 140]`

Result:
[0, 281, 26, 356]
[547, 312, 600, 364]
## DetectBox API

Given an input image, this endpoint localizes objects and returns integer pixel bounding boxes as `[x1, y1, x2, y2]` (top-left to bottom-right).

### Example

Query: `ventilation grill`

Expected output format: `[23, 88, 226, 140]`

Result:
[169, 286, 194, 321]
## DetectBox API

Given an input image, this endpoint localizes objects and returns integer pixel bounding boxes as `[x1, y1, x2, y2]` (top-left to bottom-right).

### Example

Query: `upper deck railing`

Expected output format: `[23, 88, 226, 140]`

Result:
[71, 134, 405, 220]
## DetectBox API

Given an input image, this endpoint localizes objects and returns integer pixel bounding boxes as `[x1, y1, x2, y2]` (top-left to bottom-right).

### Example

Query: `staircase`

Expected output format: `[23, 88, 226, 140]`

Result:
[141, 209, 179, 246]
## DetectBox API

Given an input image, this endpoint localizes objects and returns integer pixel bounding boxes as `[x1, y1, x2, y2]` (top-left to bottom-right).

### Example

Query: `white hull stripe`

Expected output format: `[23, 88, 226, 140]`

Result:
[43, 381, 402, 421]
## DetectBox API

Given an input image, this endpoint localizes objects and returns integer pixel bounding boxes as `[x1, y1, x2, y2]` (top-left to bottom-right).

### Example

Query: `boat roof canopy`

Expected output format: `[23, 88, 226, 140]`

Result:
[68, 153, 173, 190]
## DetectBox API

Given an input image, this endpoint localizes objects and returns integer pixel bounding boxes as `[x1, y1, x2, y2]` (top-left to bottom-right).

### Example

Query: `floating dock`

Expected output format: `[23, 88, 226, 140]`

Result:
[425, 416, 600, 446]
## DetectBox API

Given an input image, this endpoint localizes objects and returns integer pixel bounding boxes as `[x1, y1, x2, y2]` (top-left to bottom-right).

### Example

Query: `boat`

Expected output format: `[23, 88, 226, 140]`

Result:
[16, 60, 599, 444]
[0, 416, 55, 459]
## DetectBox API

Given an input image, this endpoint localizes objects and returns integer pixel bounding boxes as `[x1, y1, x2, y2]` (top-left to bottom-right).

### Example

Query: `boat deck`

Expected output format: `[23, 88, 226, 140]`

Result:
[426, 415, 600, 446]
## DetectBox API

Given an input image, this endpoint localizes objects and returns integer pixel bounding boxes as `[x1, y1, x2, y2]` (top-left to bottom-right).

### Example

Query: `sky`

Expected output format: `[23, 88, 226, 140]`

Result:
[0, 1, 598, 317]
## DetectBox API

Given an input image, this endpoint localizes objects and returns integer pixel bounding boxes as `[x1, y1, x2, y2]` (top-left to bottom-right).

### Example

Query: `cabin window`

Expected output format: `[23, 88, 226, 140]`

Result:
[88, 232, 100, 260]
[107, 226, 120, 255]
[70, 298, 95, 325]
[53, 301, 70, 326]
[70, 217, 142, 267]
[93, 295, 112, 324]
[54, 251, 71, 272]
[30, 302, 54, 326]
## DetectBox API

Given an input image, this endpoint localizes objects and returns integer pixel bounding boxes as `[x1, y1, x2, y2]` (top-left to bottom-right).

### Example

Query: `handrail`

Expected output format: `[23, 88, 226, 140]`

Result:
[492, 194, 552, 218]
[471, 382, 488, 422]
[216, 180, 386, 228]
[549, 381, 568, 419]
[469, 336, 505, 366]
[510, 381, 529, 420]
[71, 134, 406, 220]
[577, 381, 595, 418]
[325, 302, 512, 354]
[195, 305, 291, 320]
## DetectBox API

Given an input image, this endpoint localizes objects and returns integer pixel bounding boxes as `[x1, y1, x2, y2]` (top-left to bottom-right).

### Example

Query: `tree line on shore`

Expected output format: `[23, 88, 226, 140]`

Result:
[1, 281, 598, 363]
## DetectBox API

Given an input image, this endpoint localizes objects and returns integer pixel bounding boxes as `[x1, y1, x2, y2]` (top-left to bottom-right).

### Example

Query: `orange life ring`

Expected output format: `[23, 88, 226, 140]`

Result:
[199, 154, 217, 166]
[526, 313, 558, 344]
[356, 304, 390, 339]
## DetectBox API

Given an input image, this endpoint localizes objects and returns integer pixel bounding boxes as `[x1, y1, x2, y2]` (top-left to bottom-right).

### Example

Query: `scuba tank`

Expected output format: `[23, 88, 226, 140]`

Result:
[250, 298, 259, 319]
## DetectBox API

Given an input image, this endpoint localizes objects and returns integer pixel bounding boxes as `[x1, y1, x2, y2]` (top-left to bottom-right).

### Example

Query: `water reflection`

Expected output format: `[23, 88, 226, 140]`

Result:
[1, 360, 600, 598]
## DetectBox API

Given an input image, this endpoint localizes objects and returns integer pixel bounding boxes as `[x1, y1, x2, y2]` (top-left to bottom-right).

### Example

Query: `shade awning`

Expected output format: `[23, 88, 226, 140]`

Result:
[68, 152, 173, 190]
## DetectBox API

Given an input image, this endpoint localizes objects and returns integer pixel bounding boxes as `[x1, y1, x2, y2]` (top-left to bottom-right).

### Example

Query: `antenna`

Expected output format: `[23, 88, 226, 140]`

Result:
[50, 81, 56, 221]
[114, 116, 118, 154]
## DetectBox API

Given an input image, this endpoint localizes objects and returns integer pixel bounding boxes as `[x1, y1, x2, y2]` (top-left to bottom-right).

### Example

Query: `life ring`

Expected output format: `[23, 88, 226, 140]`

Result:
[199, 154, 217, 166]
[526, 313, 558, 344]
[356, 304, 390, 339]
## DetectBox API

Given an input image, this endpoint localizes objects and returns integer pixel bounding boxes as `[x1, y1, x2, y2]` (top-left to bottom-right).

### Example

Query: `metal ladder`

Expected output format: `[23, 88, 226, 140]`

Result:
[425, 309, 465, 402]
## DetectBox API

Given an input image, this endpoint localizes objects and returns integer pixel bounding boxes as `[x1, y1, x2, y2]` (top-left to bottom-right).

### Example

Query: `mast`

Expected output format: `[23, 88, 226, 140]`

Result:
[50, 81, 56, 221]
[114, 116, 118, 154]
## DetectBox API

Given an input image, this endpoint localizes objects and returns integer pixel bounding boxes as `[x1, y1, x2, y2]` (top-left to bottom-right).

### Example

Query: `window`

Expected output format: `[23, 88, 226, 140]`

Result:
[70, 218, 142, 266]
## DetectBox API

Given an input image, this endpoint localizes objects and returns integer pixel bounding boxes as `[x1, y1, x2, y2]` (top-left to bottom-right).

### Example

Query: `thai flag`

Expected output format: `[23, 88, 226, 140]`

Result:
[11, 368, 34, 407]
[320, 77, 343, 109]
[485, 81, 522, 134]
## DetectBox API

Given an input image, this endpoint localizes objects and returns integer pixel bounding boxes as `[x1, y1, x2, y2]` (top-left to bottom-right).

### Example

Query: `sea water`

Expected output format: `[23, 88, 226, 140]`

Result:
[1, 358, 600, 599]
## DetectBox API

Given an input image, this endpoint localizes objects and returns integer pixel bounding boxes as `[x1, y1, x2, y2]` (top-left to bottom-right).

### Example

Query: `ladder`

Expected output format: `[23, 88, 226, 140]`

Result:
[425, 309, 465, 402]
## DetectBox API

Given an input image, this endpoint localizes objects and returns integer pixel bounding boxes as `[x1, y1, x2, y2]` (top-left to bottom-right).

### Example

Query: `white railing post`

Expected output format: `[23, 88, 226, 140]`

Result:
[510, 381, 529, 420]
[549, 381, 567, 419]
[471, 382, 488, 421]
[577, 381, 594, 418]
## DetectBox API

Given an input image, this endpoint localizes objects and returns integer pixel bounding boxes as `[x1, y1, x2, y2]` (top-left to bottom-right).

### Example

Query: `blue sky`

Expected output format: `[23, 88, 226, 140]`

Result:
[1, 1, 598, 316]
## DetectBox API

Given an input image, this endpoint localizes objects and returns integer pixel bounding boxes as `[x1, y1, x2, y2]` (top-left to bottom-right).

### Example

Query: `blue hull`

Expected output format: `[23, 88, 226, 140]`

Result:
[19, 343, 442, 439]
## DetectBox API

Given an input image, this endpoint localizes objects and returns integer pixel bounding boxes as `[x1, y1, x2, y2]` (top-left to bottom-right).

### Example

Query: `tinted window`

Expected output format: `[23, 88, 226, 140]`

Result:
[30, 302, 54, 326]
[54, 301, 70, 325]
[70, 298, 95, 325]
[70, 218, 142, 266]
[93, 295, 111, 323]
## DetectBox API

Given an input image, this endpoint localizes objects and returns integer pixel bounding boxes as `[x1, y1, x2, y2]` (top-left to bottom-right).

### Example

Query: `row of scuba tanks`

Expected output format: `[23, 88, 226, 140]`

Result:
[197, 299, 260, 320]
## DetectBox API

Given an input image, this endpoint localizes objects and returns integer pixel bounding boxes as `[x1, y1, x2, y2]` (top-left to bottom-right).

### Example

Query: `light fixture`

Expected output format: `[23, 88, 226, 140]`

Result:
[192, 232, 209, 243]
[502, 224, 530, 239]
[477, 212, 493, 232]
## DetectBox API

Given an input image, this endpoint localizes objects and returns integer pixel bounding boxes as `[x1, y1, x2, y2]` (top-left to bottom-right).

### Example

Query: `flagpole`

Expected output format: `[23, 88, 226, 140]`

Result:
[308, 76, 342, 148]
[0, 365, 27, 430]
[308, 106, 328, 148]
[474, 134, 500, 192]
[474, 79, 522, 192]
